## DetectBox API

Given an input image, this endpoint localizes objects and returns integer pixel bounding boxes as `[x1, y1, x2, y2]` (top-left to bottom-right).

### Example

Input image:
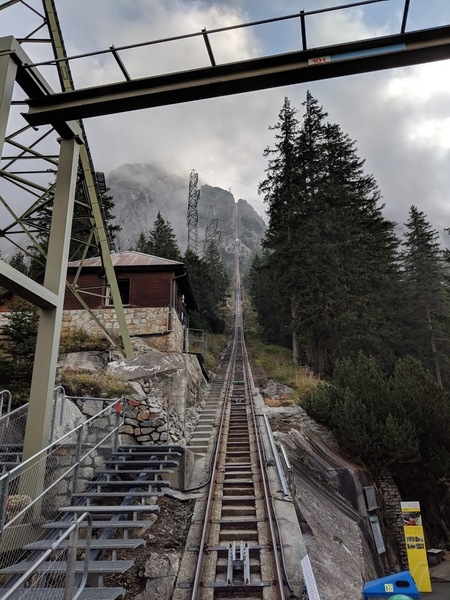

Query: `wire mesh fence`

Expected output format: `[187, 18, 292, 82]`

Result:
[0, 398, 28, 473]
[0, 398, 123, 576]
[0, 511, 93, 600]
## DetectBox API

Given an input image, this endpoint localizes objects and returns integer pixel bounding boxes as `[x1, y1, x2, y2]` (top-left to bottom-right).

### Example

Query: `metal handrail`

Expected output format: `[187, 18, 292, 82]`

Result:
[0, 397, 122, 486]
[24, 0, 388, 71]
[0, 402, 28, 427]
[0, 391, 12, 418]
[262, 413, 291, 500]
[1, 511, 93, 600]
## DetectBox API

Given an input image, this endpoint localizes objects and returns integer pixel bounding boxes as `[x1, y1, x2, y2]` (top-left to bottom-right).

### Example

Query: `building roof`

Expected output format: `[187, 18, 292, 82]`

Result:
[67, 251, 183, 269]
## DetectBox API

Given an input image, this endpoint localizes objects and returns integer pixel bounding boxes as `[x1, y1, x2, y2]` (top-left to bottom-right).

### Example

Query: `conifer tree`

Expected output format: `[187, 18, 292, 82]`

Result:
[9, 252, 29, 275]
[401, 206, 450, 387]
[259, 97, 303, 362]
[28, 172, 120, 277]
[0, 298, 38, 400]
[146, 212, 182, 261]
[184, 247, 228, 333]
[259, 92, 401, 374]
[134, 232, 150, 254]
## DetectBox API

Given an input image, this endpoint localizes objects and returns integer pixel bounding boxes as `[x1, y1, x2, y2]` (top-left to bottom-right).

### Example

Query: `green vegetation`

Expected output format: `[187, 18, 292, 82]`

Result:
[184, 243, 230, 334]
[58, 369, 133, 398]
[246, 331, 320, 403]
[28, 171, 120, 277]
[246, 92, 450, 544]
[133, 211, 182, 261]
[59, 328, 117, 353]
[204, 332, 228, 372]
[0, 299, 38, 404]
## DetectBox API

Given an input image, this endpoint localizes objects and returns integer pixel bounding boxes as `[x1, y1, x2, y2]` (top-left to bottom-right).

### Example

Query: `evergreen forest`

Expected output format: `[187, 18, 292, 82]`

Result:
[249, 92, 450, 542]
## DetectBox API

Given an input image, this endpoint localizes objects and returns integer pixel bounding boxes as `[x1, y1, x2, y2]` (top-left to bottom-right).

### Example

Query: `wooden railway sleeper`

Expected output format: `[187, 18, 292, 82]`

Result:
[226, 540, 250, 586]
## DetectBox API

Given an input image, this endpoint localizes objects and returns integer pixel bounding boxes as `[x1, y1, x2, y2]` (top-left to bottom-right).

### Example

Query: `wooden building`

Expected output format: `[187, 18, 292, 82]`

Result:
[62, 251, 197, 353]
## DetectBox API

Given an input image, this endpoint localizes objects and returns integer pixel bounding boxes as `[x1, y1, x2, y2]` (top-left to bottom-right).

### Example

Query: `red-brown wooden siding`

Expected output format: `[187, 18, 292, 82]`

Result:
[64, 270, 177, 310]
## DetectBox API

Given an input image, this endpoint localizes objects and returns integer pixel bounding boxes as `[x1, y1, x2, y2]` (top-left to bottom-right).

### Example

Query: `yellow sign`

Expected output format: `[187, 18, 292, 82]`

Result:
[401, 501, 432, 592]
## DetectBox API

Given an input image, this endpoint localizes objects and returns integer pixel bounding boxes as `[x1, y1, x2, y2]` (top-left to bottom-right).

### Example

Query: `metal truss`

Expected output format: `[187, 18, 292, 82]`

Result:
[0, 0, 133, 358]
[203, 205, 220, 256]
[1, 0, 449, 459]
[187, 170, 199, 254]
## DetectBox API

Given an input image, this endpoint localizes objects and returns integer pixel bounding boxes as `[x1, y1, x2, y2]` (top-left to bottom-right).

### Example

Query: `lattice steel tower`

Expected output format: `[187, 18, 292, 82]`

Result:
[187, 169, 199, 254]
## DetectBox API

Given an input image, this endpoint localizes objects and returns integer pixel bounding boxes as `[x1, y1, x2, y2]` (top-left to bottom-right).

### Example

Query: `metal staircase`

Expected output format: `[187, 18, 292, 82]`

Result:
[0, 444, 183, 599]
[186, 353, 229, 455]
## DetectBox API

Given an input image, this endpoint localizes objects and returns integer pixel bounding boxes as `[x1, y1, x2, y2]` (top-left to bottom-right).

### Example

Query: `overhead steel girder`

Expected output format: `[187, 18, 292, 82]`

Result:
[24, 24, 450, 128]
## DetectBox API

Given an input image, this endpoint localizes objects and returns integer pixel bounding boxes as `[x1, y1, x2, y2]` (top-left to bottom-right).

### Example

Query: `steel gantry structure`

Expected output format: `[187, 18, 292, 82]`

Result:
[1, 0, 450, 459]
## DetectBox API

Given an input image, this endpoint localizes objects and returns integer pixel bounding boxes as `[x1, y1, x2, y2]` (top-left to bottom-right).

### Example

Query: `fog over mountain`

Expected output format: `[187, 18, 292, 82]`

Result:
[108, 163, 266, 267]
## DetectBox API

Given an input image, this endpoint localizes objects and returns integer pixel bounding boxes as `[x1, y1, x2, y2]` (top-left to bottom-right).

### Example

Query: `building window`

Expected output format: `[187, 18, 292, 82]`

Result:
[105, 279, 130, 306]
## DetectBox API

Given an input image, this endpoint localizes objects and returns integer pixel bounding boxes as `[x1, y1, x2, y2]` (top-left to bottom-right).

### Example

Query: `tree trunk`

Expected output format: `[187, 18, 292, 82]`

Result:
[425, 305, 443, 389]
[313, 331, 328, 375]
[291, 296, 299, 365]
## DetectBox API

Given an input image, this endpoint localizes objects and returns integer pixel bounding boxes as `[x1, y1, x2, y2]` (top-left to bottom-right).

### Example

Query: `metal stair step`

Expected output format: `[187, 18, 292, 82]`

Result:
[0, 560, 134, 575]
[24, 538, 144, 550]
[107, 459, 178, 467]
[59, 505, 160, 514]
[118, 444, 183, 450]
[3, 588, 124, 600]
[43, 520, 155, 529]
[88, 478, 172, 486]
[112, 446, 184, 460]
[72, 485, 169, 499]
[102, 468, 174, 475]
[105, 460, 178, 468]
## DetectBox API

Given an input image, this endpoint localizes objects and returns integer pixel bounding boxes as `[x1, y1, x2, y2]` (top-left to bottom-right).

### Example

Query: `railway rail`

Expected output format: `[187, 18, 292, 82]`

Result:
[188, 238, 289, 600]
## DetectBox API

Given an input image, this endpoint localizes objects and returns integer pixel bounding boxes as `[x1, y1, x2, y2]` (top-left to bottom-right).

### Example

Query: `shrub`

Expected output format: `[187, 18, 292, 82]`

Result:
[59, 328, 115, 353]
[58, 369, 133, 398]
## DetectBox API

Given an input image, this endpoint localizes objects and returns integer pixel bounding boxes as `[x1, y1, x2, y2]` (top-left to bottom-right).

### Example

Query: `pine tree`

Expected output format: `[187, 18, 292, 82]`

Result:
[248, 250, 290, 346]
[28, 171, 120, 277]
[146, 212, 181, 261]
[259, 97, 303, 362]
[133, 232, 151, 254]
[400, 206, 450, 387]
[9, 252, 29, 275]
[184, 247, 228, 333]
[259, 92, 401, 374]
[0, 298, 38, 401]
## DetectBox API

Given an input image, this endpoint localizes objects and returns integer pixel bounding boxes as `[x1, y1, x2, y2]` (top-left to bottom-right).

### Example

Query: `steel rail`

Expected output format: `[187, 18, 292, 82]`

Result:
[190, 238, 287, 598]
[242, 333, 286, 600]
[190, 326, 239, 598]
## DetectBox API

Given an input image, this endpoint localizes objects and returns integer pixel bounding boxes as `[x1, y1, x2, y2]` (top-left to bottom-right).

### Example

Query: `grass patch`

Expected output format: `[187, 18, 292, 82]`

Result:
[204, 333, 228, 371]
[59, 328, 117, 353]
[58, 369, 133, 398]
[245, 331, 320, 403]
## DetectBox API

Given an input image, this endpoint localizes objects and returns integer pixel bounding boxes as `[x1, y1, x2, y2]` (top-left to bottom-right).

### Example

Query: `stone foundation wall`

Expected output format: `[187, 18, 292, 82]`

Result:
[376, 471, 407, 568]
[60, 307, 185, 353]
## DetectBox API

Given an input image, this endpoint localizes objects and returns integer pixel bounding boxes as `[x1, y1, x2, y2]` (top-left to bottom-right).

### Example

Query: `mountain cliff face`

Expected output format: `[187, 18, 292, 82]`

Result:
[108, 164, 266, 266]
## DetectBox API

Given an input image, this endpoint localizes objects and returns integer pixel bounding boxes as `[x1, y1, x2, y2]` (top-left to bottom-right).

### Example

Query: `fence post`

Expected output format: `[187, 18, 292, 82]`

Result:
[0, 474, 10, 541]
[71, 428, 84, 496]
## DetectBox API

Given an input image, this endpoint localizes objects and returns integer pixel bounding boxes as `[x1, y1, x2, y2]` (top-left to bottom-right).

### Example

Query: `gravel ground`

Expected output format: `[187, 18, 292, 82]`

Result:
[103, 495, 194, 599]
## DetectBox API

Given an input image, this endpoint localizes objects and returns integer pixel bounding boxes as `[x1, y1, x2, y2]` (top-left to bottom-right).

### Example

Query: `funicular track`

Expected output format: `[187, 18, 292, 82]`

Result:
[189, 242, 286, 600]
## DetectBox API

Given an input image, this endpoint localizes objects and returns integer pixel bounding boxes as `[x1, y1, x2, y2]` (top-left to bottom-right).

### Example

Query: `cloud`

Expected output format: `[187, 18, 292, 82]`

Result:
[2, 0, 450, 234]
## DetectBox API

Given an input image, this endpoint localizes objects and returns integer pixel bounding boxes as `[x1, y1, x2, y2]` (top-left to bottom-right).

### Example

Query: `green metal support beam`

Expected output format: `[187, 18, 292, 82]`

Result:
[21, 135, 81, 464]
[23, 25, 450, 128]
[42, 0, 134, 359]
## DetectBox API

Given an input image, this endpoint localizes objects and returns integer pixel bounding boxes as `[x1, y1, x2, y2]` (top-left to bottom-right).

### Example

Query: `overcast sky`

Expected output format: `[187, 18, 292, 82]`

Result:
[2, 0, 450, 235]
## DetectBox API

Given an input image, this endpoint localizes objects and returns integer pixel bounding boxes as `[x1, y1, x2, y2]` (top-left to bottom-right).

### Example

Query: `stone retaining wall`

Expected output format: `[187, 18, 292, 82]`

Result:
[61, 306, 185, 353]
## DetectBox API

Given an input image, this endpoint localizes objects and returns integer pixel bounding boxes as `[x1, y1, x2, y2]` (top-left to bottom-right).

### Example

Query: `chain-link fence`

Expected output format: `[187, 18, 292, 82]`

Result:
[0, 395, 28, 473]
[0, 398, 123, 574]
[0, 511, 93, 600]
